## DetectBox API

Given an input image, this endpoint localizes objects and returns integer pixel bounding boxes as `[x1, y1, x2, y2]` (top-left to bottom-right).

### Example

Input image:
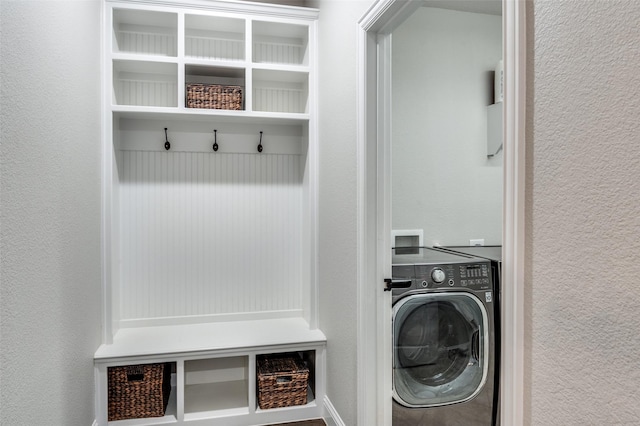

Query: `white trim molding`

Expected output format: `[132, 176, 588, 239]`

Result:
[323, 396, 346, 426]
[501, 0, 527, 425]
[356, 2, 421, 425]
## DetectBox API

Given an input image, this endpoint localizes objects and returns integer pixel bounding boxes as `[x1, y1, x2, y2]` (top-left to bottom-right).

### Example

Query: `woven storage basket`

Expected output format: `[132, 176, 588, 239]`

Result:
[257, 355, 309, 409]
[108, 362, 172, 421]
[186, 83, 243, 110]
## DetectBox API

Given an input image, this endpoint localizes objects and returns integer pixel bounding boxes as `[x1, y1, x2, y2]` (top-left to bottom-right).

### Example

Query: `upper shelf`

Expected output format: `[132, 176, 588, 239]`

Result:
[112, 107, 310, 129]
[111, 8, 311, 67]
[109, 7, 314, 119]
[252, 20, 309, 66]
[113, 8, 178, 57]
[185, 14, 245, 62]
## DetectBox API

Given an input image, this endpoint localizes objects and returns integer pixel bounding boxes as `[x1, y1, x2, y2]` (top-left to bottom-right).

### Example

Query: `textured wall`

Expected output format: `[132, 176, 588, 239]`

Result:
[526, 0, 640, 424]
[0, 1, 102, 425]
[311, 0, 373, 424]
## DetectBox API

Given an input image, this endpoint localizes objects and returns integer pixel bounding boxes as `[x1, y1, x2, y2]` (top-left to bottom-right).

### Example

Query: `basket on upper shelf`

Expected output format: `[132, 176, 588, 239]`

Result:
[186, 83, 243, 110]
[257, 354, 310, 409]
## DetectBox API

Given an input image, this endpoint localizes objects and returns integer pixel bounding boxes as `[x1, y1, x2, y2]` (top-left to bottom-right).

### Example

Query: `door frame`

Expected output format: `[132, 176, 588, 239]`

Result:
[356, 0, 527, 424]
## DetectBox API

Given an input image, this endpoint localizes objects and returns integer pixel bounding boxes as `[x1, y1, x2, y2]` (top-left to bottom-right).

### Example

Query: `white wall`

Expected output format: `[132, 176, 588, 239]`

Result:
[526, 0, 640, 424]
[311, 0, 374, 424]
[391, 7, 502, 247]
[0, 1, 102, 424]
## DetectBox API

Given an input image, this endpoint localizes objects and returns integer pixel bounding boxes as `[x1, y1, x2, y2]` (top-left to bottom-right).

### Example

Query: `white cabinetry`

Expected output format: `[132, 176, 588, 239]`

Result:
[95, 328, 326, 425]
[96, 1, 322, 424]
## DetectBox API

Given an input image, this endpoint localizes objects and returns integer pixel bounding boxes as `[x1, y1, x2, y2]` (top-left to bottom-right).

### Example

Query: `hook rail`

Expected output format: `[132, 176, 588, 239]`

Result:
[155, 129, 281, 154]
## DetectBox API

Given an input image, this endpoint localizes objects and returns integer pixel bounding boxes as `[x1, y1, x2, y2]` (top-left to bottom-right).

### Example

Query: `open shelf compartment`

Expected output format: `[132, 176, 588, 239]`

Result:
[184, 356, 249, 419]
[185, 64, 245, 110]
[107, 362, 177, 423]
[252, 69, 308, 114]
[185, 14, 245, 61]
[252, 20, 309, 66]
[256, 350, 316, 411]
[113, 60, 178, 107]
[113, 9, 178, 57]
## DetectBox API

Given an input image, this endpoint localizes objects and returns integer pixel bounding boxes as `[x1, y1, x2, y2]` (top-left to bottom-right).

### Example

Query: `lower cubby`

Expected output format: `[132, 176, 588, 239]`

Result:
[107, 362, 175, 422]
[183, 356, 249, 419]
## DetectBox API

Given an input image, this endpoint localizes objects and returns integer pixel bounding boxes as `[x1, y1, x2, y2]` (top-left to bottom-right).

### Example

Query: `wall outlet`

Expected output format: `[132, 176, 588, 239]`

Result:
[470, 239, 485, 246]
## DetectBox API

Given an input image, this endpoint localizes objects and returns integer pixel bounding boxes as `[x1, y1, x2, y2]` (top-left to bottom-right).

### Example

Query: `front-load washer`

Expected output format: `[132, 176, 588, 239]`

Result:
[391, 247, 497, 426]
[435, 245, 502, 426]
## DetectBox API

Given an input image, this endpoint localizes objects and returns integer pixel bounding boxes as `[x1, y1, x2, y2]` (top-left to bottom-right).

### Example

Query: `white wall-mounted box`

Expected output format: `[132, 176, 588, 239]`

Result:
[487, 102, 503, 157]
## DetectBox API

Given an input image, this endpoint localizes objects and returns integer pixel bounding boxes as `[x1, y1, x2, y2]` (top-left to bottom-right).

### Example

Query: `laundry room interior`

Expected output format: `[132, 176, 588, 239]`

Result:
[3, 0, 640, 425]
[391, 3, 503, 248]
[389, 5, 504, 424]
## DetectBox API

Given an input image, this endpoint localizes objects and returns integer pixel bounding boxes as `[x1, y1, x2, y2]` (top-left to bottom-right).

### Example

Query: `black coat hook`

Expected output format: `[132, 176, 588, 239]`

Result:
[257, 131, 263, 153]
[213, 129, 219, 152]
[164, 128, 170, 151]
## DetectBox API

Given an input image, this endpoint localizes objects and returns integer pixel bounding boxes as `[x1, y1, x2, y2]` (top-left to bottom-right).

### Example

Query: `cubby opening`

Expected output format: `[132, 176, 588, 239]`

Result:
[252, 21, 309, 66]
[113, 60, 177, 107]
[185, 64, 245, 110]
[107, 362, 177, 422]
[255, 351, 316, 411]
[185, 14, 245, 61]
[113, 9, 177, 56]
[184, 357, 249, 418]
[253, 69, 309, 114]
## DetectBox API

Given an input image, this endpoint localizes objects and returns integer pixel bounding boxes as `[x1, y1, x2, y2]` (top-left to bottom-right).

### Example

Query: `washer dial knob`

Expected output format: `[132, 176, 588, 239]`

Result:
[431, 268, 446, 284]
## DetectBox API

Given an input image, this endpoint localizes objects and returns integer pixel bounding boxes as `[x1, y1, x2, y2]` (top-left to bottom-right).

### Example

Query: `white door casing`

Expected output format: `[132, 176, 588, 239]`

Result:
[356, 0, 526, 425]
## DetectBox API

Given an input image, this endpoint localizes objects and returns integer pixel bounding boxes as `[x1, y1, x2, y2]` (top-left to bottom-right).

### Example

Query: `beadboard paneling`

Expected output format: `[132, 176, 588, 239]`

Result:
[253, 86, 304, 114]
[253, 41, 304, 65]
[186, 36, 244, 61]
[113, 61, 178, 107]
[119, 151, 302, 322]
[116, 29, 177, 56]
[115, 78, 177, 107]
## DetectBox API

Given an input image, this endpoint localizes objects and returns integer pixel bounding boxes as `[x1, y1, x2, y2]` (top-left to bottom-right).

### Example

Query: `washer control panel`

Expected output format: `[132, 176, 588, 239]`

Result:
[390, 248, 493, 297]
[414, 262, 491, 290]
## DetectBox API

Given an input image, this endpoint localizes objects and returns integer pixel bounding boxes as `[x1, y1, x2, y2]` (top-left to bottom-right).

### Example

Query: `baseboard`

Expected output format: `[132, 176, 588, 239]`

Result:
[323, 396, 345, 426]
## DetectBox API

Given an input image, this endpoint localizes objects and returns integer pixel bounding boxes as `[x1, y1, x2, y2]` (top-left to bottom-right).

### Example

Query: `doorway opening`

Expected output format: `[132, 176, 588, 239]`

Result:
[356, 0, 526, 424]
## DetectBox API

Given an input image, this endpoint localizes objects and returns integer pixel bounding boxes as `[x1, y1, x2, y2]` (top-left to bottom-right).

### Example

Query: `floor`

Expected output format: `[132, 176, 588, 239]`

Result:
[270, 420, 326, 426]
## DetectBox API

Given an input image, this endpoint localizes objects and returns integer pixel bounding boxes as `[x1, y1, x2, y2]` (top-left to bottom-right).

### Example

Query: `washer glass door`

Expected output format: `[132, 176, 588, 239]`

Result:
[392, 292, 489, 407]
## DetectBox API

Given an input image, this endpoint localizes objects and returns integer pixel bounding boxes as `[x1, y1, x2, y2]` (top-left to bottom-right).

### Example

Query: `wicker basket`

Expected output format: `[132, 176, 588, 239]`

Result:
[257, 355, 309, 409]
[186, 83, 243, 110]
[108, 363, 172, 421]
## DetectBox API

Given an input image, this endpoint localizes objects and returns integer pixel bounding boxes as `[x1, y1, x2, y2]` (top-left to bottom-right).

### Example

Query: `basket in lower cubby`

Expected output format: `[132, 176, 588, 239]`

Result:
[256, 353, 310, 410]
[107, 362, 174, 421]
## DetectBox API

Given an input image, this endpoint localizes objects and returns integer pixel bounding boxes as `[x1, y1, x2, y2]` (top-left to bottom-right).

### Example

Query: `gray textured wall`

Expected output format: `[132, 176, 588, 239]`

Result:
[526, 0, 640, 424]
[0, 1, 102, 424]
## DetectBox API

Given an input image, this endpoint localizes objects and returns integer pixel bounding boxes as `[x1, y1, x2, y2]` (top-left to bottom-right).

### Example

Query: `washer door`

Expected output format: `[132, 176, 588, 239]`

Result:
[393, 292, 489, 407]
